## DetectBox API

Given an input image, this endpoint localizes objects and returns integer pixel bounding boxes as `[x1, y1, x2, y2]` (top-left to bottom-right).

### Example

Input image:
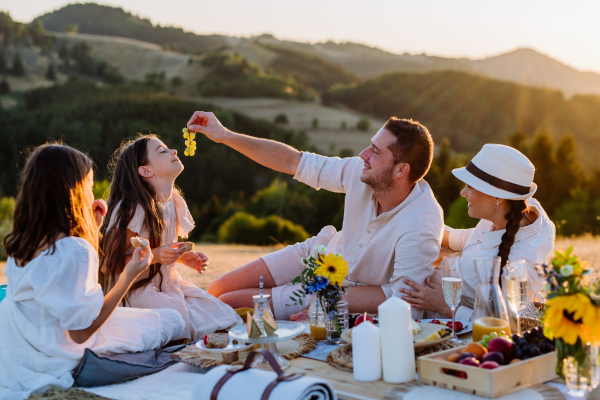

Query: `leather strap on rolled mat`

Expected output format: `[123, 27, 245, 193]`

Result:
[210, 349, 304, 400]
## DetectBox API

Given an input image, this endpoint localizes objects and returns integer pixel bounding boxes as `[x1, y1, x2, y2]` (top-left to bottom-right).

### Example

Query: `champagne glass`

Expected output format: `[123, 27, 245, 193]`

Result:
[442, 255, 465, 344]
[503, 260, 530, 337]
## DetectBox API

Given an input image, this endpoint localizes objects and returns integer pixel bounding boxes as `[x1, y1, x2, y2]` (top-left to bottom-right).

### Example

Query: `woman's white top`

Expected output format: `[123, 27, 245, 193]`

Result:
[429, 198, 555, 322]
[0, 237, 183, 399]
[107, 192, 242, 340]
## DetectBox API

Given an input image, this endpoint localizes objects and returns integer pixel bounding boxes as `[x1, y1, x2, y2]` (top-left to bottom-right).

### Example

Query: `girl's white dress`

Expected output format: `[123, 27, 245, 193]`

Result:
[0, 237, 185, 400]
[107, 192, 242, 341]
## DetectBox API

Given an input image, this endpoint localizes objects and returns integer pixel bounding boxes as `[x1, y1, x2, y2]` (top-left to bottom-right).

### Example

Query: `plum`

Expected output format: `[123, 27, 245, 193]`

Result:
[354, 314, 374, 327]
[480, 361, 500, 369]
[487, 337, 513, 360]
[459, 357, 480, 367]
[481, 351, 505, 365]
[455, 352, 478, 363]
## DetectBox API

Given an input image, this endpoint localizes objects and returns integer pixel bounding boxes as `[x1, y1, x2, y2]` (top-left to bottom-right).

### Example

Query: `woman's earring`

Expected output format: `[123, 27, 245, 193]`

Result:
[152, 175, 156, 178]
[494, 203, 499, 209]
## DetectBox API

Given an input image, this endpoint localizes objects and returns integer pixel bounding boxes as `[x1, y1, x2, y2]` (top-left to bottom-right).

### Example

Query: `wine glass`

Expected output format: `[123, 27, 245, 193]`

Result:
[503, 260, 530, 337]
[442, 255, 465, 344]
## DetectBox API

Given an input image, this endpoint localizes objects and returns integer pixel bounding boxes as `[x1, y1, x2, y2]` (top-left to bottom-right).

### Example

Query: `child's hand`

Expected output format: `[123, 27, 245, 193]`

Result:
[124, 246, 153, 278]
[151, 243, 184, 265]
[180, 251, 209, 274]
[93, 199, 108, 228]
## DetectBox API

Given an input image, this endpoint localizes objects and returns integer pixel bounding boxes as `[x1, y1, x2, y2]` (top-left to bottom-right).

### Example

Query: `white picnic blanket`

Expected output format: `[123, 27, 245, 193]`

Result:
[84, 363, 203, 400]
[83, 363, 579, 400]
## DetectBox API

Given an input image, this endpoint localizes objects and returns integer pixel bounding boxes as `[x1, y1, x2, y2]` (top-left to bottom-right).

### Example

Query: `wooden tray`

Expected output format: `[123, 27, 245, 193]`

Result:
[418, 346, 558, 398]
[341, 322, 453, 350]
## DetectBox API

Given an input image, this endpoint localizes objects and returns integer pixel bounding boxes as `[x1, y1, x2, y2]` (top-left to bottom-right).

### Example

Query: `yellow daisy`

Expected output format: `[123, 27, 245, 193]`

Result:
[314, 253, 348, 287]
[543, 293, 594, 345]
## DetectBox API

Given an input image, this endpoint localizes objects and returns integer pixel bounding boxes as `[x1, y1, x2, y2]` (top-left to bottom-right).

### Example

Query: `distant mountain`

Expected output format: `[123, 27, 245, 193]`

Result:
[471, 48, 600, 97]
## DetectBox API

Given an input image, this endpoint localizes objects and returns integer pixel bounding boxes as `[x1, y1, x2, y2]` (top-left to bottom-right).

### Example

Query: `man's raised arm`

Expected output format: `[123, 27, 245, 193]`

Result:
[188, 111, 302, 175]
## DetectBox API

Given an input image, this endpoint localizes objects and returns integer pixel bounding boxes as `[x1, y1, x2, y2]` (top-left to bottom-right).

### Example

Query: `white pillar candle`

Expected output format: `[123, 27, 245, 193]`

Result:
[378, 297, 415, 383]
[352, 320, 382, 382]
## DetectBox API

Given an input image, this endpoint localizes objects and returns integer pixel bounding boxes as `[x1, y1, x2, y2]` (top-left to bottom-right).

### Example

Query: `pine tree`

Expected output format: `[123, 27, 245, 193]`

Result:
[45, 64, 56, 81]
[528, 129, 557, 214]
[554, 134, 583, 205]
[508, 130, 528, 156]
[0, 48, 6, 74]
[11, 52, 25, 77]
[0, 78, 10, 94]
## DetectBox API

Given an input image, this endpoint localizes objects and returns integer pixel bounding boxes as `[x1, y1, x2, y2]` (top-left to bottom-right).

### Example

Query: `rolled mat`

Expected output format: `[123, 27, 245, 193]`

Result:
[192, 363, 337, 400]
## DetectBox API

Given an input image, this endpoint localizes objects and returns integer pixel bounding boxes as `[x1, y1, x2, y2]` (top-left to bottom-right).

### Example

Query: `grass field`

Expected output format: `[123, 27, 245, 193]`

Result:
[1, 237, 599, 287]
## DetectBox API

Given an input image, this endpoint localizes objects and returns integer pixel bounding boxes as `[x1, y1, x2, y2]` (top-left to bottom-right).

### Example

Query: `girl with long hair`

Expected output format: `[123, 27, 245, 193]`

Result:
[0, 144, 184, 398]
[100, 134, 241, 341]
[400, 144, 555, 321]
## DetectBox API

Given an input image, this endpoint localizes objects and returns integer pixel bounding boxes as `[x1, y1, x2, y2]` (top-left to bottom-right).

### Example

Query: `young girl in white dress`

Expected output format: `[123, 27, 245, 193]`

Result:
[100, 134, 241, 341]
[0, 144, 184, 399]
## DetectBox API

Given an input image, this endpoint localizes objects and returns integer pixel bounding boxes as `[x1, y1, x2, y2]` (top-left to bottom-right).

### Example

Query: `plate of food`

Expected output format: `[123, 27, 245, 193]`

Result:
[418, 319, 471, 335]
[341, 319, 453, 350]
[195, 333, 253, 354]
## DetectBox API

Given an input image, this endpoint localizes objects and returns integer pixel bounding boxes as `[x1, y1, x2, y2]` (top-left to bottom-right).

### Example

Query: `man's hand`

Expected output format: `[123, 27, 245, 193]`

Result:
[187, 111, 228, 143]
[180, 251, 209, 274]
[399, 278, 452, 317]
[93, 199, 108, 228]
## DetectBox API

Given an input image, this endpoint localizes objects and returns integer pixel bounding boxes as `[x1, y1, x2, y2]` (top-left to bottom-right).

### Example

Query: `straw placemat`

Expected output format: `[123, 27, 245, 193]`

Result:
[327, 340, 465, 372]
[172, 333, 317, 369]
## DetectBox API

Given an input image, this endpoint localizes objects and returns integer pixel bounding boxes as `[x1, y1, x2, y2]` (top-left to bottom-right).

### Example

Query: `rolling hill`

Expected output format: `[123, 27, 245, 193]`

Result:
[32, 3, 600, 97]
[324, 70, 600, 167]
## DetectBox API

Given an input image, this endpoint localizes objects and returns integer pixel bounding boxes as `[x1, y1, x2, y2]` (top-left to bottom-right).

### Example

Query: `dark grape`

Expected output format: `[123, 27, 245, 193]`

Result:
[518, 339, 529, 347]
[512, 334, 520, 342]
[514, 351, 523, 360]
[523, 332, 531, 341]
[547, 344, 555, 352]
[521, 346, 531, 356]
[530, 347, 541, 357]
[522, 355, 531, 360]
[530, 328, 539, 337]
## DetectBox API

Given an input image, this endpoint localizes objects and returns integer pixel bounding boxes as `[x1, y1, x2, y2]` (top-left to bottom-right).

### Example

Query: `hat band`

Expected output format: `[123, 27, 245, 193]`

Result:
[466, 162, 531, 196]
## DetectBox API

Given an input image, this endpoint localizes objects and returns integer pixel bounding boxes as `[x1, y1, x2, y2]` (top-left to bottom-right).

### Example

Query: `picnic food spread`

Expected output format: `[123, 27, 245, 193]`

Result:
[130, 236, 149, 249]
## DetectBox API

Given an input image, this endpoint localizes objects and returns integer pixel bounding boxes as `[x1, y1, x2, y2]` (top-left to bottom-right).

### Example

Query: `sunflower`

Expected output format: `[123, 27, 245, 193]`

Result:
[543, 293, 596, 345]
[314, 253, 348, 287]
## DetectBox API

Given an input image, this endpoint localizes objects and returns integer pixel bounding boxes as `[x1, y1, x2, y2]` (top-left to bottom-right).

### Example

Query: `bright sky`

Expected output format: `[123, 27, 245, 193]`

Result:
[5, 0, 600, 73]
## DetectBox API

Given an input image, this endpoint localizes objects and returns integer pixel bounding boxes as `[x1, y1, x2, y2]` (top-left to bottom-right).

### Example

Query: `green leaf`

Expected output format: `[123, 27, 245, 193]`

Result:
[299, 298, 303, 306]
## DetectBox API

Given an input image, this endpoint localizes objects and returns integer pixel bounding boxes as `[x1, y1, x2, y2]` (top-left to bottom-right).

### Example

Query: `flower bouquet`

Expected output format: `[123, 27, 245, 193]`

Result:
[538, 246, 600, 386]
[287, 245, 350, 343]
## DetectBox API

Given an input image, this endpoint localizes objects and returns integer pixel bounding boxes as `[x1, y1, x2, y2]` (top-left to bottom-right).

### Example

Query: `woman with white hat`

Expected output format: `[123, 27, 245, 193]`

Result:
[400, 144, 555, 322]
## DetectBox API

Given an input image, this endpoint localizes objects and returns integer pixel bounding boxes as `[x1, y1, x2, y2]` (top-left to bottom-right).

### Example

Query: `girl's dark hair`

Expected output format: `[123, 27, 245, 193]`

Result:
[99, 134, 165, 302]
[497, 199, 530, 284]
[5, 143, 97, 265]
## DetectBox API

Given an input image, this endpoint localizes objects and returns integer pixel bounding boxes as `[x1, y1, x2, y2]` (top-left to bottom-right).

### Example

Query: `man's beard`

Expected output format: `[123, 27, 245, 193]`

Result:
[361, 165, 395, 192]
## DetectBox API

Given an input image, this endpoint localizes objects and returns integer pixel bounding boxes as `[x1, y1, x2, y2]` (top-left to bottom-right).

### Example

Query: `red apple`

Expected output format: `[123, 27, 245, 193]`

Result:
[487, 338, 513, 360]
[480, 361, 500, 369]
[354, 314, 374, 327]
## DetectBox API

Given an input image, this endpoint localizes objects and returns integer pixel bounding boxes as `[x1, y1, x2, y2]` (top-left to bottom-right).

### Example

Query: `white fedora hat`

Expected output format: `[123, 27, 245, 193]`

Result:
[452, 144, 537, 200]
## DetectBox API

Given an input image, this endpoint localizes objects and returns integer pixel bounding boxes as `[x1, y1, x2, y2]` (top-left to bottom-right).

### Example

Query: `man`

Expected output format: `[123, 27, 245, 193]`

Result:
[187, 111, 444, 319]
